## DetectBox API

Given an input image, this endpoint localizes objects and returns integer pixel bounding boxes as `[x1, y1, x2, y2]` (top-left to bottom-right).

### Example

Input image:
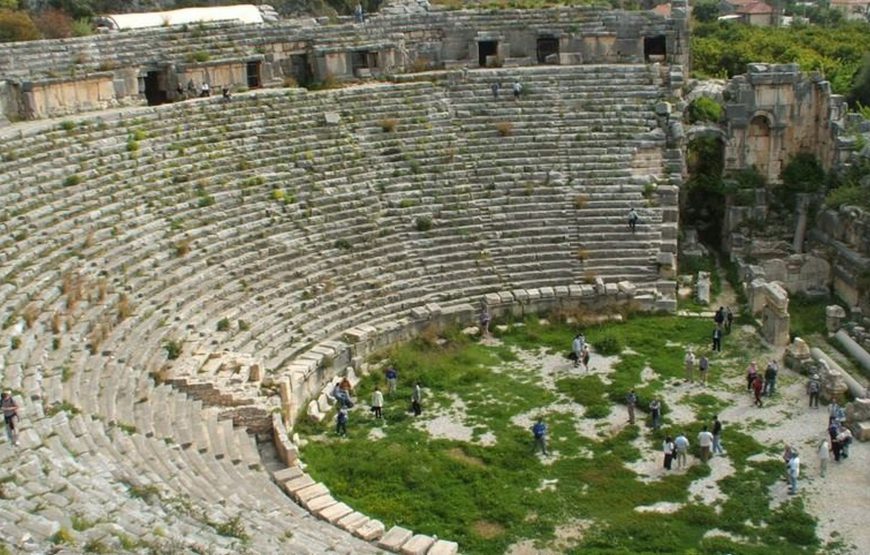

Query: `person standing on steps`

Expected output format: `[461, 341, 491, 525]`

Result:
[628, 207, 639, 233]
[512, 81, 522, 100]
[807, 373, 821, 408]
[491, 82, 499, 100]
[371, 386, 383, 419]
[411, 382, 423, 416]
[626, 389, 638, 425]
[532, 417, 548, 456]
[2, 391, 20, 446]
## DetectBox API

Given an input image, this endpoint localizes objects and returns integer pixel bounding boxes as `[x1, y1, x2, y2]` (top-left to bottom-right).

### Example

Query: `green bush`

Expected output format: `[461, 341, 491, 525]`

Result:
[825, 184, 869, 209]
[415, 216, 433, 232]
[687, 96, 723, 124]
[164, 340, 182, 360]
[781, 152, 825, 194]
[216, 318, 230, 332]
[595, 335, 622, 356]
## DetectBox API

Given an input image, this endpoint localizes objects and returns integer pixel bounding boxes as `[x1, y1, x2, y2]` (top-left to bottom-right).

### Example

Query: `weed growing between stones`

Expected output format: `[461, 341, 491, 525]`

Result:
[298, 314, 819, 554]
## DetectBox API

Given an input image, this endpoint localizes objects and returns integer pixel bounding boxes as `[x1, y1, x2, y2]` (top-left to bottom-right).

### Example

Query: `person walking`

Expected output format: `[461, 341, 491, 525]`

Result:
[385, 365, 398, 395]
[491, 82, 499, 100]
[479, 305, 492, 337]
[571, 333, 585, 368]
[371, 386, 384, 419]
[1, 391, 19, 446]
[714, 306, 725, 329]
[725, 307, 734, 334]
[787, 451, 800, 495]
[698, 426, 714, 463]
[411, 382, 423, 416]
[336, 407, 348, 436]
[532, 418, 548, 456]
[663, 436, 675, 470]
[712, 415, 724, 455]
[674, 433, 690, 469]
[818, 437, 830, 477]
[626, 389, 638, 425]
[807, 373, 821, 408]
[764, 360, 778, 396]
[649, 399, 662, 430]
[512, 81, 522, 100]
[581, 344, 590, 372]
[698, 355, 709, 386]
[628, 207, 639, 233]
[746, 361, 758, 391]
[684, 349, 695, 383]
[711, 327, 722, 353]
[752, 374, 764, 407]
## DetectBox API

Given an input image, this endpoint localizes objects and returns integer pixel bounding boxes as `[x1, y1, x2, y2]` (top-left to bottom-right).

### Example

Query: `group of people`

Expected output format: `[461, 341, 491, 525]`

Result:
[175, 80, 232, 101]
[333, 366, 424, 436]
[661, 417, 725, 471]
[746, 359, 779, 407]
[490, 81, 524, 100]
[570, 333, 591, 371]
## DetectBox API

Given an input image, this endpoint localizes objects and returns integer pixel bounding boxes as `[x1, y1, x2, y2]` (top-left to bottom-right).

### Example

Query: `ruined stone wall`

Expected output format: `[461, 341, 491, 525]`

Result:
[723, 63, 847, 184]
[0, 5, 686, 121]
[810, 206, 870, 308]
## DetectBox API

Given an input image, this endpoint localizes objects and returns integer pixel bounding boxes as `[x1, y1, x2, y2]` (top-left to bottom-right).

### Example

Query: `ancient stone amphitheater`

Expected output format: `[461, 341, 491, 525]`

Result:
[0, 4, 691, 553]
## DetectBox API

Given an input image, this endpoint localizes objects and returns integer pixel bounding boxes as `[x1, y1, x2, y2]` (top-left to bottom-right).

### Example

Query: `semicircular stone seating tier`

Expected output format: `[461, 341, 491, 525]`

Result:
[0, 64, 677, 553]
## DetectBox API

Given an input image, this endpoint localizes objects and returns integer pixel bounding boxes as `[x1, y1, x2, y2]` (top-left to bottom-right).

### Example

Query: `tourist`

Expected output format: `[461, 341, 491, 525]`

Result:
[200, 82, 210, 97]
[711, 327, 722, 353]
[371, 386, 383, 419]
[512, 81, 522, 100]
[187, 79, 196, 97]
[698, 426, 714, 463]
[649, 398, 661, 430]
[836, 426, 852, 459]
[176, 82, 185, 100]
[725, 307, 734, 333]
[1, 391, 19, 446]
[786, 450, 800, 494]
[491, 82, 499, 99]
[829, 421, 842, 461]
[698, 354, 709, 386]
[336, 407, 348, 436]
[752, 374, 764, 407]
[571, 333, 585, 368]
[711, 415, 724, 455]
[829, 400, 845, 425]
[222, 86, 231, 100]
[332, 382, 353, 408]
[354, 2, 365, 23]
[411, 382, 422, 416]
[581, 344, 590, 372]
[532, 417, 548, 456]
[714, 306, 725, 329]
[763, 359, 778, 396]
[746, 361, 758, 391]
[674, 433, 690, 469]
[662, 436, 675, 470]
[818, 437, 830, 477]
[807, 373, 821, 408]
[385, 365, 398, 395]
[626, 389, 638, 425]
[684, 349, 695, 383]
[340, 376, 354, 397]
[479, 305, 491, 337]
[628, 207, 639, 233]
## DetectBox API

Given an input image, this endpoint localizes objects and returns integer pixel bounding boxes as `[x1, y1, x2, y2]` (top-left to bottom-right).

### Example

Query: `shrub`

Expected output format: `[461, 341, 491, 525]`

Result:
[60, 120, 76, 132]
[334, 238, 352, 250]
[495, 122, 513, 136]
[415, 216, 433, 232]
[63, 175, 81, 187]
[574, 194, 589, 209]
[687, 96, 723, 123]
[174, 239, 190, 257]
[34, 8, 73, 39]
[595, 335, 622, 356]
[10, 336, 20, 350]
[217, 318, 230, 332]
[380, 118, 398, 132]
[0, 10, 40, 42]
[187, 50, 210, 63]
[781, 152, 825, 194]
[825, 185, 868, 209]
[238, 319, 250, 331]
[164, 340, 182, 360]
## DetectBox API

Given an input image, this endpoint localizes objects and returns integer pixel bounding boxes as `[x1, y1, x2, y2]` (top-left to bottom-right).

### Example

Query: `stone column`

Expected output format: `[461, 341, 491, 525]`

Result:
[792, 194, 811, 253]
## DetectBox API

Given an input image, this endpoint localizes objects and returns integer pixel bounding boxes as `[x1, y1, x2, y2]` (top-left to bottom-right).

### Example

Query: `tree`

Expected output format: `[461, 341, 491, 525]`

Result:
[0, 9, 40, 42]
[34, 7, 73, 38]
[849, 54, 870, 109]
[693, 0, 721, 23]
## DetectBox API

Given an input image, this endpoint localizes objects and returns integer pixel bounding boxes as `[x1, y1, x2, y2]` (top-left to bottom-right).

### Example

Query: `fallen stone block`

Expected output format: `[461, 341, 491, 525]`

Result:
[354, 518, 386, 541]
[401, 534, 435, 555]
[378, 525, 413, 551]
[427, 540, 459, 555]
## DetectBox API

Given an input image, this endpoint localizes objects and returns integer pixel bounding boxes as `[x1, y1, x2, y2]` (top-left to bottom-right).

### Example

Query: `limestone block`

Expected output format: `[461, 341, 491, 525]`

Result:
[427, 540, 460, 555]
[484, 293, 502, 306]
[296, 482, 330, 505]
[512, 289, 529, 303]
[763, 282, 789, 312]
[826, 305, 847, 333]
[594, 277, 606, 295]
[316, 393, 331, 413]
[539, 286, 555, 298]
[855, 421, 870, 441]
[306, 400, 325, 423]
[283, 474, 315, 494]
[424, 303, 442, 316]
[401, 534, 436, 555]
[272, 465, 303, 483]
[526, 288, 541, 301]
[319, 501, 353, 523]
[306, 494, 338, 512]
[604, 283, 618, 296]
[579, 284, 595, 297]
[355, 518, 386, 541]
[696, 271, 711, 305]
[617, 281, 636, 297]
[846, 398, 870, 423]
[498, 291, 514, 304]
[337, 511, 370, 533]
[410, 307, 430, 320]
[790, 337, 811, 358]
[567, 285, 583, 297]
[554, 285, 569, 297]
[324, 112, 340, 125]
[378, 526, 413, 551]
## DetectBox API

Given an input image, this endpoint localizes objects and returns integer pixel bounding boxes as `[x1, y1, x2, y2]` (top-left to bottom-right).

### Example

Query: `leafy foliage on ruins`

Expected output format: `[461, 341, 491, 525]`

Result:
[692, 20, 870, 98]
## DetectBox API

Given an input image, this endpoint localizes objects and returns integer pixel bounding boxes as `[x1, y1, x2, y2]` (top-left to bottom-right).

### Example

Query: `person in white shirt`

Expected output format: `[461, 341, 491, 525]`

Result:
[371, 386, 384, 419]
[818, 438, 830, 478]
[787, 452, 800, 494]
[697, 426, 714, 463]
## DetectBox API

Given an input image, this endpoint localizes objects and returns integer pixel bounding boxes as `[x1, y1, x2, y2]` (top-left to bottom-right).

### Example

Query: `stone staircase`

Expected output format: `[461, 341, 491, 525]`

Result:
[0, 69, 678, 552]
